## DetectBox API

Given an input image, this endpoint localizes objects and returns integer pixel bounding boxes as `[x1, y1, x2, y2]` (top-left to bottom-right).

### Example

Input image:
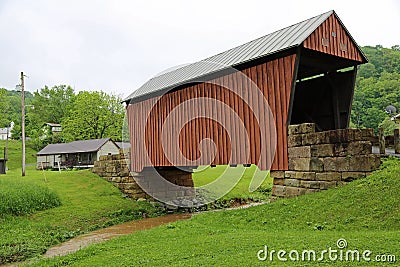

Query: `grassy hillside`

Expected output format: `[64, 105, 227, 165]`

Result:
[0, 168, 165, 264]
[30, 158, 400, 266]
[0, 139, 37, 170]
[0, 140, 272, 264]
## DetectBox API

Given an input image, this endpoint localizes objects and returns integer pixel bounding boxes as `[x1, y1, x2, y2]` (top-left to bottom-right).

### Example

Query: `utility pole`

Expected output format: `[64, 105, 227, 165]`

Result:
[5, 124, 9, 160]
[21, 72, 26, 176]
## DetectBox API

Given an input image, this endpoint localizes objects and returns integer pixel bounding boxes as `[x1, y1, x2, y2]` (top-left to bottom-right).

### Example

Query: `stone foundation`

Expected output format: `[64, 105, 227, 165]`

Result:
[270, 123, 381, 201]
[92, 150, 149, 199]
[92, 149, 194, 202]
[133, 167, 195, 206]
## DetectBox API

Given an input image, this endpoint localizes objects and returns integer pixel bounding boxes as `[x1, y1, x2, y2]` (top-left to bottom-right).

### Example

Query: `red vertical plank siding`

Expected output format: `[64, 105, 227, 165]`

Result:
[304, 14, 364, 62]
[256, 65, 266, 168]
[260, 63, 271, 170]
[224, 74, 234, 164]
[193, 85, 200, 161]
[250, 67, 261, 165]
[274, 59, 284, 169]
[203, 83, 210, 164]
[246, 68, 256, 164]
[127, 54, 296, 172]
[218, 78, 227, 164]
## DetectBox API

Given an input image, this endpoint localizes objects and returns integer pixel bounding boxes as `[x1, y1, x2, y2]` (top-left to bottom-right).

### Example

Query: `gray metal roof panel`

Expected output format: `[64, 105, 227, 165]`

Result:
[37, 138, 111, 155]
[125, 10, 334, 102]
[45, 123, 61, 127]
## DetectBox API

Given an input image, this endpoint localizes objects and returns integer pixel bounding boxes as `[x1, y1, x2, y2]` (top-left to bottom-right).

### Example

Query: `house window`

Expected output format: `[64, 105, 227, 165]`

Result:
[340, 43, 347, 52]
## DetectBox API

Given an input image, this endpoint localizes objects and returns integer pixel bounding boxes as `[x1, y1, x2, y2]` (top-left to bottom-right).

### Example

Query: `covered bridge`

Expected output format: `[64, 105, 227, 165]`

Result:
[124, 10, 367, 173]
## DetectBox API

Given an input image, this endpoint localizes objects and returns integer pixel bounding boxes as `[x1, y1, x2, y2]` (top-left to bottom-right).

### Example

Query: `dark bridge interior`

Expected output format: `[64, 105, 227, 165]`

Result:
[289, 48, 358, 131]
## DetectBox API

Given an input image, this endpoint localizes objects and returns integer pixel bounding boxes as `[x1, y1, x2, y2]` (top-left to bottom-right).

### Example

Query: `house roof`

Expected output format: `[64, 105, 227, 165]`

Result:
[115, 141, 131, 149]
[124, 10, 365, 103]
[45, 123, 61, 127]
[37, 138, 112, 155]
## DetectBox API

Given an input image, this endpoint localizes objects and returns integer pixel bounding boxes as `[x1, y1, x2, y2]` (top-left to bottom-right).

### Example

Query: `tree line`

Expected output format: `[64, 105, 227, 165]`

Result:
[0, 86, 125, 150]
[351, 45, 400, 134]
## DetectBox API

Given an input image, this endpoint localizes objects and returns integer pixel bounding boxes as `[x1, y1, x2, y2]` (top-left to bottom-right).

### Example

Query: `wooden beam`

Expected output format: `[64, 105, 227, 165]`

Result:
[325, 73, 341, 129]
[379, 128, 385, 154]
[345, 66, 358, 128]
[394, 129, 400, 154]
[286, 47, 302, 126]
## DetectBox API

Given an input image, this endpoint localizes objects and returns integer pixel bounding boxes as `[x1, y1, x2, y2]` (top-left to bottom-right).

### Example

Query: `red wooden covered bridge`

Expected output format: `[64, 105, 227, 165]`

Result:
[124, 10, 367, 174]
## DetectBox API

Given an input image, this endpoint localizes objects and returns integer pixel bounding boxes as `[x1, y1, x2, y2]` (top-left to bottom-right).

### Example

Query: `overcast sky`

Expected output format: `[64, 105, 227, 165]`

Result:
[0, 0, 399, 98]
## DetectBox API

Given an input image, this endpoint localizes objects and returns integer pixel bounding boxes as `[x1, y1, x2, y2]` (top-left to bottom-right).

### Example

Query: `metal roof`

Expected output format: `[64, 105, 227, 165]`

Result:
[37, 138, 112, 155]
[45, 123, 61, 127]
[115, 141, 131, 149]
[125, 10, 336, 103]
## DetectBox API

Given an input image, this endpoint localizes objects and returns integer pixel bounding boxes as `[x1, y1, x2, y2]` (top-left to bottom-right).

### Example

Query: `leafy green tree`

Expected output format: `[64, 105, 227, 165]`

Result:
[379, 117, 400, 136]
[6, 90, 33, 139]
[61, 91, 124, 142]
[26, 85, 75, 136]
[352, 45, 400, 132]
[358, 45, 400, 77]
[0, 89, 10, 127]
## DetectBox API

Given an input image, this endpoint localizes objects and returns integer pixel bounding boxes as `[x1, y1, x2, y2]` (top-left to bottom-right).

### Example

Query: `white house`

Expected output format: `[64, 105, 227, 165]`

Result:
[44, 123, 62, 134]
[0, 122, 14, 140]
[36, 138, 120, 169]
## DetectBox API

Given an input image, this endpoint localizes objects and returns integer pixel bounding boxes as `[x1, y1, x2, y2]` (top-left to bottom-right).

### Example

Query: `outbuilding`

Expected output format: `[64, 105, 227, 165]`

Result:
[37, 138, 119, 169]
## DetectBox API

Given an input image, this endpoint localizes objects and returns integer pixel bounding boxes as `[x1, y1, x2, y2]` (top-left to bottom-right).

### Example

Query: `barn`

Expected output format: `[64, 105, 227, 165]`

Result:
[124, 10, 367, 174]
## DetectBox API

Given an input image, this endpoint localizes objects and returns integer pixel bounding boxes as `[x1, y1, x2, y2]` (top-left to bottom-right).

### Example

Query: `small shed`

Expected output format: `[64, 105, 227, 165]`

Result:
[124, 10, 367, 172]
[37, 138, 119, 169]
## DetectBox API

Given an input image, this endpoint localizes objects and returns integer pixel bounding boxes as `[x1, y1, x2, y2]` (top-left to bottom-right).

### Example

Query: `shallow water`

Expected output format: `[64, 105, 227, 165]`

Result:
[43, 213, 192, 258]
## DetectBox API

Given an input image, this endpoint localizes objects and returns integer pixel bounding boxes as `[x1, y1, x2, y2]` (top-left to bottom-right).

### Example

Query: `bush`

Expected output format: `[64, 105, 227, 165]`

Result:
[0, 180, 61, 216]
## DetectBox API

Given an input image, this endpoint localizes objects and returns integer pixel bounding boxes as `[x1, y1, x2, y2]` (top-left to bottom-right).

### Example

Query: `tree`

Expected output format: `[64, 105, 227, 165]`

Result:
[0, 89, 10, 127]
[379, 117, 400, 136]
[26, 85, 75, 136]
[61, 91, 124, 142]
[351, 46, 400, 132]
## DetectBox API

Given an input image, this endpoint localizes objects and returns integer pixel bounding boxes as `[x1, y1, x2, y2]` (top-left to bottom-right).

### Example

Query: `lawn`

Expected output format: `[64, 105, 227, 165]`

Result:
[0, 168, 166, 264]
[192, 164, 272, 205]
[0, 139, 37, 170]
[0, 140, 273, 264]
[29, 158, 400, 266]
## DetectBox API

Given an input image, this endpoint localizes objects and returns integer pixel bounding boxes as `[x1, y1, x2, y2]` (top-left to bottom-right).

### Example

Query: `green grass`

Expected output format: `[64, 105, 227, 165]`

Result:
[29, 158, 400, 266]
[0, 179, 61, 216]
[0, 140, 274, 264]
[0, 139, 37, 170]
[0, 168, 165, 264]
[192, 165, 272, 205]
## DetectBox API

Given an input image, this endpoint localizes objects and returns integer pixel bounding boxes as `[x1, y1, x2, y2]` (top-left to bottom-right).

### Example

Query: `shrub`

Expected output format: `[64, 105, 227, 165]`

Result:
[0, 180, 61, 216]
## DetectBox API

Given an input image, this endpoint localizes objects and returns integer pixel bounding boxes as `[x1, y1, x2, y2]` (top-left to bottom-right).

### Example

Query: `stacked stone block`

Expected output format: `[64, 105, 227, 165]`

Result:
[135, 167, 195, 205]
[92, 149, 195, 202]
[270, 123, 381, 201]
[92, 149, 149, 199]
